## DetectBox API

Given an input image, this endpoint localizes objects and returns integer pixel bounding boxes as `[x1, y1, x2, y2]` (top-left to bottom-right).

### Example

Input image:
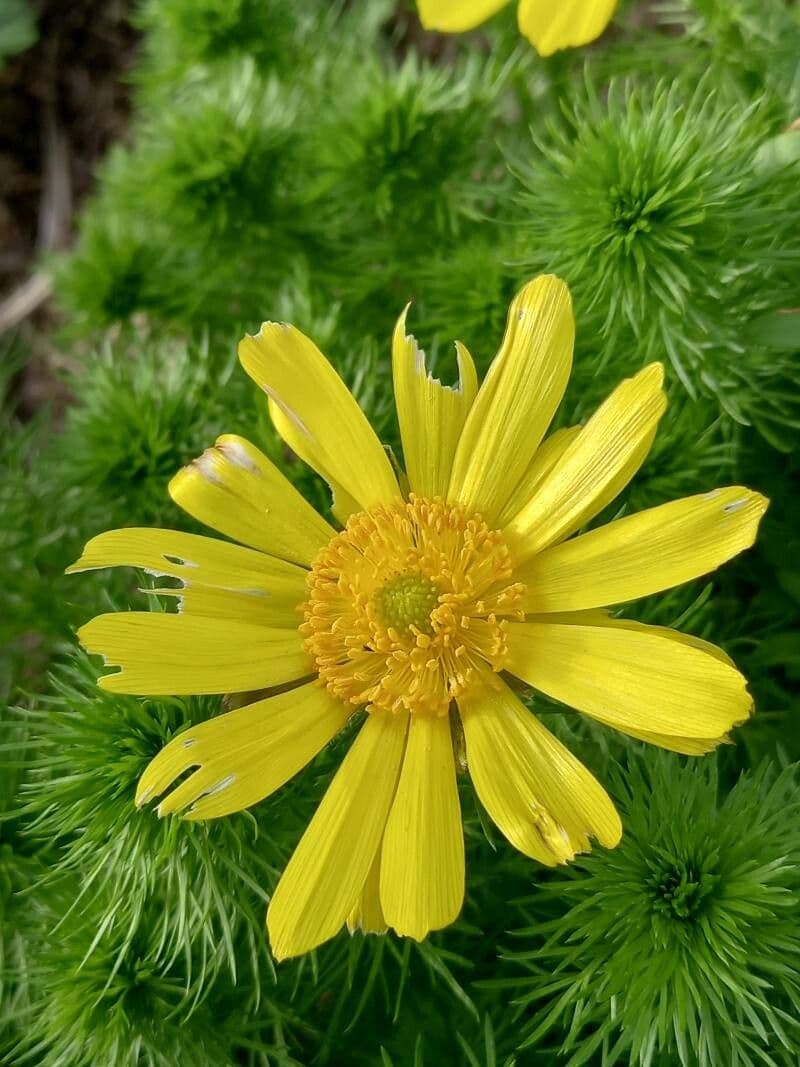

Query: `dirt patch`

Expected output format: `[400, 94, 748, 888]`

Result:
[1, 0, 138, 416]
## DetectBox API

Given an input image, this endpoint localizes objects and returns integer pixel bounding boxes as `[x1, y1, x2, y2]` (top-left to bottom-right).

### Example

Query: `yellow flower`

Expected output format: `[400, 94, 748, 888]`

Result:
[69, 275, 767, 960]
[417, 0, 618, 56]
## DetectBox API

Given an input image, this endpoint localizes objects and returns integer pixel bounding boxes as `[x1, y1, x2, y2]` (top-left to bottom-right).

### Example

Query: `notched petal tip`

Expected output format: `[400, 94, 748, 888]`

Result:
[74, 615, 103, 651]
[239, 321, 292, 359]
[134, 788, 152, 809]
[95, 668, 131, 693]
[65, 529, 130, 575]
[395, 301, 413, 332]
[392, 302, 421, 363]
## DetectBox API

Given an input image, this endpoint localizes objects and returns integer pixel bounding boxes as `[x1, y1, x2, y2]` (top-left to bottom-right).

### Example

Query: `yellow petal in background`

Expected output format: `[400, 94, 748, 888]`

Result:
[557, 421, 658, 543]
[78, 612, 312, 695]
[506, 618, 752, 741]
[392, 306, 478, 498]
[417, 0, 509, 33]
[506, 363, 666, 560]
[239, 323, 401, 515]
[169, 434, 333, 567]
[549, 613, 739, 754]
[148, 584, 298, 629]
[459, 676, 621, 864]
[267, 712, 408, 961]
[518, 0, 618, 56]
[519, 487, 769, 613]
[135, 681, 350, 818]
[619, 728, 726, 756]
[380, 714, 464, 941]
[448, 275, 574, 525]
[66, 526, 308, 627]
[347, 847, 388, 935]
[494, 424, 582, 527]
[568, 617, 736, 760]
[594, 616, 735, 666]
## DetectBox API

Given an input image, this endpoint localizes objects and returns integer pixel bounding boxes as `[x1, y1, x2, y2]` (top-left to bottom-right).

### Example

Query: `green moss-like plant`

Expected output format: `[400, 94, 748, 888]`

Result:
[3, 1, 799, 1063]
[497, 753, 800, 1066]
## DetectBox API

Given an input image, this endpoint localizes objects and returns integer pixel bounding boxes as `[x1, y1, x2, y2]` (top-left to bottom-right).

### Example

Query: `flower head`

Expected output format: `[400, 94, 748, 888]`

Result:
[69, 275, 767, 959]
[417, 0, 617, 56]
[303, 496, 526, 716]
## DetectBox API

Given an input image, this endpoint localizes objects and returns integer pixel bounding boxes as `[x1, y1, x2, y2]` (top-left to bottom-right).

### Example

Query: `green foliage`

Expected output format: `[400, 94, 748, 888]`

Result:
[15, 919, 295, 1067]
[0, 342, 79, 699]
[498, 754, 800, 1066]
[0, 0, 36, 66]
[14, 653, 277, 1004]
[511, 78, 800, 443]
[665, 0, 800, 119]
[132, 67, 300, 243]
[56, 335, 254, 527]
[135, 0, 320, 81]
[53, 199, 183, 329]
[310, 55, 503, 262]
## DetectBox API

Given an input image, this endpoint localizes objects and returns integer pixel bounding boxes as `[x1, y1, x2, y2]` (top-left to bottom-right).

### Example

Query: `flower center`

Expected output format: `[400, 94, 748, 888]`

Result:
[301, 495, 526, 717]
[374, 572, 441, 633]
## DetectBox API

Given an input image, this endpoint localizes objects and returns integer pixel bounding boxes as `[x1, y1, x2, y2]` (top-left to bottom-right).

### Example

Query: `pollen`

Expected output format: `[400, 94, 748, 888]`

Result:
[301, 495, 527, 716]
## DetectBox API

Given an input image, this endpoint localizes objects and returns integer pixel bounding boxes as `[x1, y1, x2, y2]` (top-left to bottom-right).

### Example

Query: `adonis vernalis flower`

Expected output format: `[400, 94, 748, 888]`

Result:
[417, 0, 618, 56]
[69, 275, 767, 959]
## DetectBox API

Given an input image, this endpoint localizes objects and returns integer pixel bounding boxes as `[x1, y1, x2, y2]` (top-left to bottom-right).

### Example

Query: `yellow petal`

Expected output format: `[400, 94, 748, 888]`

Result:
[505, 363, 666, 560]
[596, 616, 735, 667]
[347, 847, 387, 936]
[533, 611, 736, 667]
[146, 585, 299, 628]
[458, 675, 621, 864]
[267, 712, 408, 961]
[619, 728, 725, 756]
[268, 398, 362, 524]
[392, 306, 478, 498]
[67, 526, 308, 627]
[448, 276, 574, 525]
[525, 615, 739, 755]
[380, 714, 464, 941]
[559, 422, 658, 545]
[239, 323, 401, 516]
[517, 0, 617, 56]
[518, 487, 769, 614]
[505, 618, 752, 742]
[77, 612, 311, 695]
[136, 681, 351, 819]
[494, 424, 582, 528]
[417, 0, 509, 32]
[169, 435, 333, 567]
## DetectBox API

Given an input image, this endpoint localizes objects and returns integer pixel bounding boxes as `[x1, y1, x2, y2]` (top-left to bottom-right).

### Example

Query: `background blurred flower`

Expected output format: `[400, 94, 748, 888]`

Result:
[417, 0, 618, 55]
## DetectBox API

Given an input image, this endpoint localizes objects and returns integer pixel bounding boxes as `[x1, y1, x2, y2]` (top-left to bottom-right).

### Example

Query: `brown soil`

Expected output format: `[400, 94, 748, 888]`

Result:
[0, 0, 138, 416]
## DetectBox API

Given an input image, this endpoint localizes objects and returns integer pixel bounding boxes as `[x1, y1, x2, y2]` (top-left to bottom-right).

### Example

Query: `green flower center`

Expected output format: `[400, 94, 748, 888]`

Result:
[651, 860, 719, 920]
[375, 572, 441, 633]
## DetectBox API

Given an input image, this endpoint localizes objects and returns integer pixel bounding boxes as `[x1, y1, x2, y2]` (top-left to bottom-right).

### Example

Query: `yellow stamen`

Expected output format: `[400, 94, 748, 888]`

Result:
[302, 495, 526, 716]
